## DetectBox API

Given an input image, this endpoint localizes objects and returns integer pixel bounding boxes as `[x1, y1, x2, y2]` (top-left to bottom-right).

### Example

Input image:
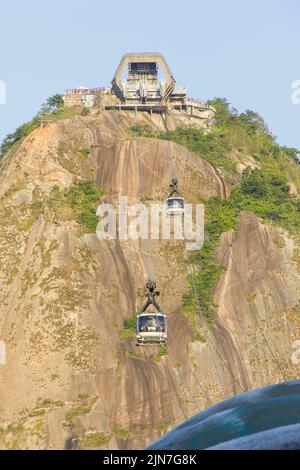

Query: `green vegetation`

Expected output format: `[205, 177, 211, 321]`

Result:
[45, 94, 64, 111]
[232, 169, 300, 232]
[162, 126, 236, 171]
[65, 405, 92, 425]
[48, 181, 105, 232]
[28, 409, 46, 417]
[81, 107, 91, 116]
[124, 316, 136, 330]
[42, 106, 80, 123]
[79, 431, 111, 449]
[81, 147, 91, 158]
[34, 398, 64, 411]
[185, 166, 300, 321]
[120, 315, 136, 342]
[114, 425, 129, 440]
[153, 346, 168, 362]
[131, 99, 298, 176]
[180, 98, 300, 321]
[130, 122, 236, 170]
[155, 422, 169, 432]
[0, 117, 41, 158]
[0, 93, 79, 159]
[0, 399, 65, 449]
[184, 196, 237, 321]
[64, 181, 105, 231]
[42, 94, 64, 112]
[63, 395, 99, 429]
[131, 124, 160, 139]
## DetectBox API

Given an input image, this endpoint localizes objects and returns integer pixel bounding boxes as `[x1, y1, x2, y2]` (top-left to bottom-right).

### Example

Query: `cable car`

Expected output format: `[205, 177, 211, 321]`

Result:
[136, 280, 168, 346]
[166, 178, 184, 216]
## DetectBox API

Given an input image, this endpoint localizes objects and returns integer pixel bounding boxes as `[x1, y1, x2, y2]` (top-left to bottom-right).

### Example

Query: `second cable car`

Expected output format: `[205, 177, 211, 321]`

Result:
[136, 280, 168, 346]
[166, 178, 184, 216]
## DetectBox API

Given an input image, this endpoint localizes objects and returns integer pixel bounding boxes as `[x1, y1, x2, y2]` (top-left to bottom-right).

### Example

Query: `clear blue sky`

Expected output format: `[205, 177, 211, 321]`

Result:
[0, 0, 299, 148]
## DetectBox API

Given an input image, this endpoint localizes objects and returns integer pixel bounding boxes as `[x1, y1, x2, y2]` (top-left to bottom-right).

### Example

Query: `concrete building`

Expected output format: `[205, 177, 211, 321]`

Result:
[63, 53, 215, 127]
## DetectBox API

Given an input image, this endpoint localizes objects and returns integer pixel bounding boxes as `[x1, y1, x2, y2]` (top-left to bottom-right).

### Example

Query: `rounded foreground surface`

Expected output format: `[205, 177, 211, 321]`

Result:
[147, 380, 300, 450]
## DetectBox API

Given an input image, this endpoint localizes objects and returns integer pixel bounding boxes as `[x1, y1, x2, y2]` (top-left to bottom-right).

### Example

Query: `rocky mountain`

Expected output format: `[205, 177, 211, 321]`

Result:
[0, 104, 299, 449]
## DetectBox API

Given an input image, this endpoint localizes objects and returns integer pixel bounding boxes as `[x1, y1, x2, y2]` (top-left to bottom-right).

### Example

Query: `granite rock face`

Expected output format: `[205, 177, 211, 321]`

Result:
[0, 111, 299, 449]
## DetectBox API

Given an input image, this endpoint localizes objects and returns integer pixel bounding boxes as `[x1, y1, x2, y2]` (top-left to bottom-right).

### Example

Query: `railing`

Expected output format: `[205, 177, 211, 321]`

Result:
[185, 98, 211, 109]
[64, 87, 109, 95]
[124, 84, 162, 93]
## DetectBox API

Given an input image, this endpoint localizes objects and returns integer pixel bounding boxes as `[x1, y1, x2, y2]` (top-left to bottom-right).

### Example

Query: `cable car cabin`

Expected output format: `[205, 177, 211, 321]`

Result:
[166, 196, 184, 216]
[136, 313, 168, 346]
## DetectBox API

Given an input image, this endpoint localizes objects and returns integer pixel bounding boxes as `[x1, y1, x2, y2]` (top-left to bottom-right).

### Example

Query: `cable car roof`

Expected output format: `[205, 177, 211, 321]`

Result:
[137, 312, 166, 317]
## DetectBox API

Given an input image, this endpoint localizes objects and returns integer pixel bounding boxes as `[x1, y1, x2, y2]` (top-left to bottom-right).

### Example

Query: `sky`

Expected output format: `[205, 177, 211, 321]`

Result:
[0, 0, 299, 148]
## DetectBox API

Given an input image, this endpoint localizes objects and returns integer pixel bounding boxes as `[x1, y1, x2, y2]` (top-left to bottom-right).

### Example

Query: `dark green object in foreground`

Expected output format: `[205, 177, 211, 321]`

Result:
[147, 380, 300, 450]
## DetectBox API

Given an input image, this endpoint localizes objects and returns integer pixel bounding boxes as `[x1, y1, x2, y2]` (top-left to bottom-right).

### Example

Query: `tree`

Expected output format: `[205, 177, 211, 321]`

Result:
[282, 146, 300, 164]
[44, 94, 64, 112]
[207, 97, 238, 125]
[239, 109, 270, 136]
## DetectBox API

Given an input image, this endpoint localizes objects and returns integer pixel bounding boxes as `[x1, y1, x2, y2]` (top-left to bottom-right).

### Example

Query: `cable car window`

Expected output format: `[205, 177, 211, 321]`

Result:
[167, 198, 184, 209]
[138, 315, 166, 332]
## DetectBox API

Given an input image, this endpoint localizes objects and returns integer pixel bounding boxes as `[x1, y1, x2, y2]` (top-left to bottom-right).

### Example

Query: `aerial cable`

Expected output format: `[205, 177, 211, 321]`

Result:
[223, 256, 300, 315]
[189, 264, 225, 398]
[227, 243, 295, 379]
[134, 112, 213, 409]
[134, 109, 243, 407]
[188, 262, 248, 393]
[167, 327, 214, 408]
[161, 111, 176, 181]
[149, 139, 160, 198]
[132, 111, 155, 283]
[226, 244, 294, 380]
[161, 111, 233, 397]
